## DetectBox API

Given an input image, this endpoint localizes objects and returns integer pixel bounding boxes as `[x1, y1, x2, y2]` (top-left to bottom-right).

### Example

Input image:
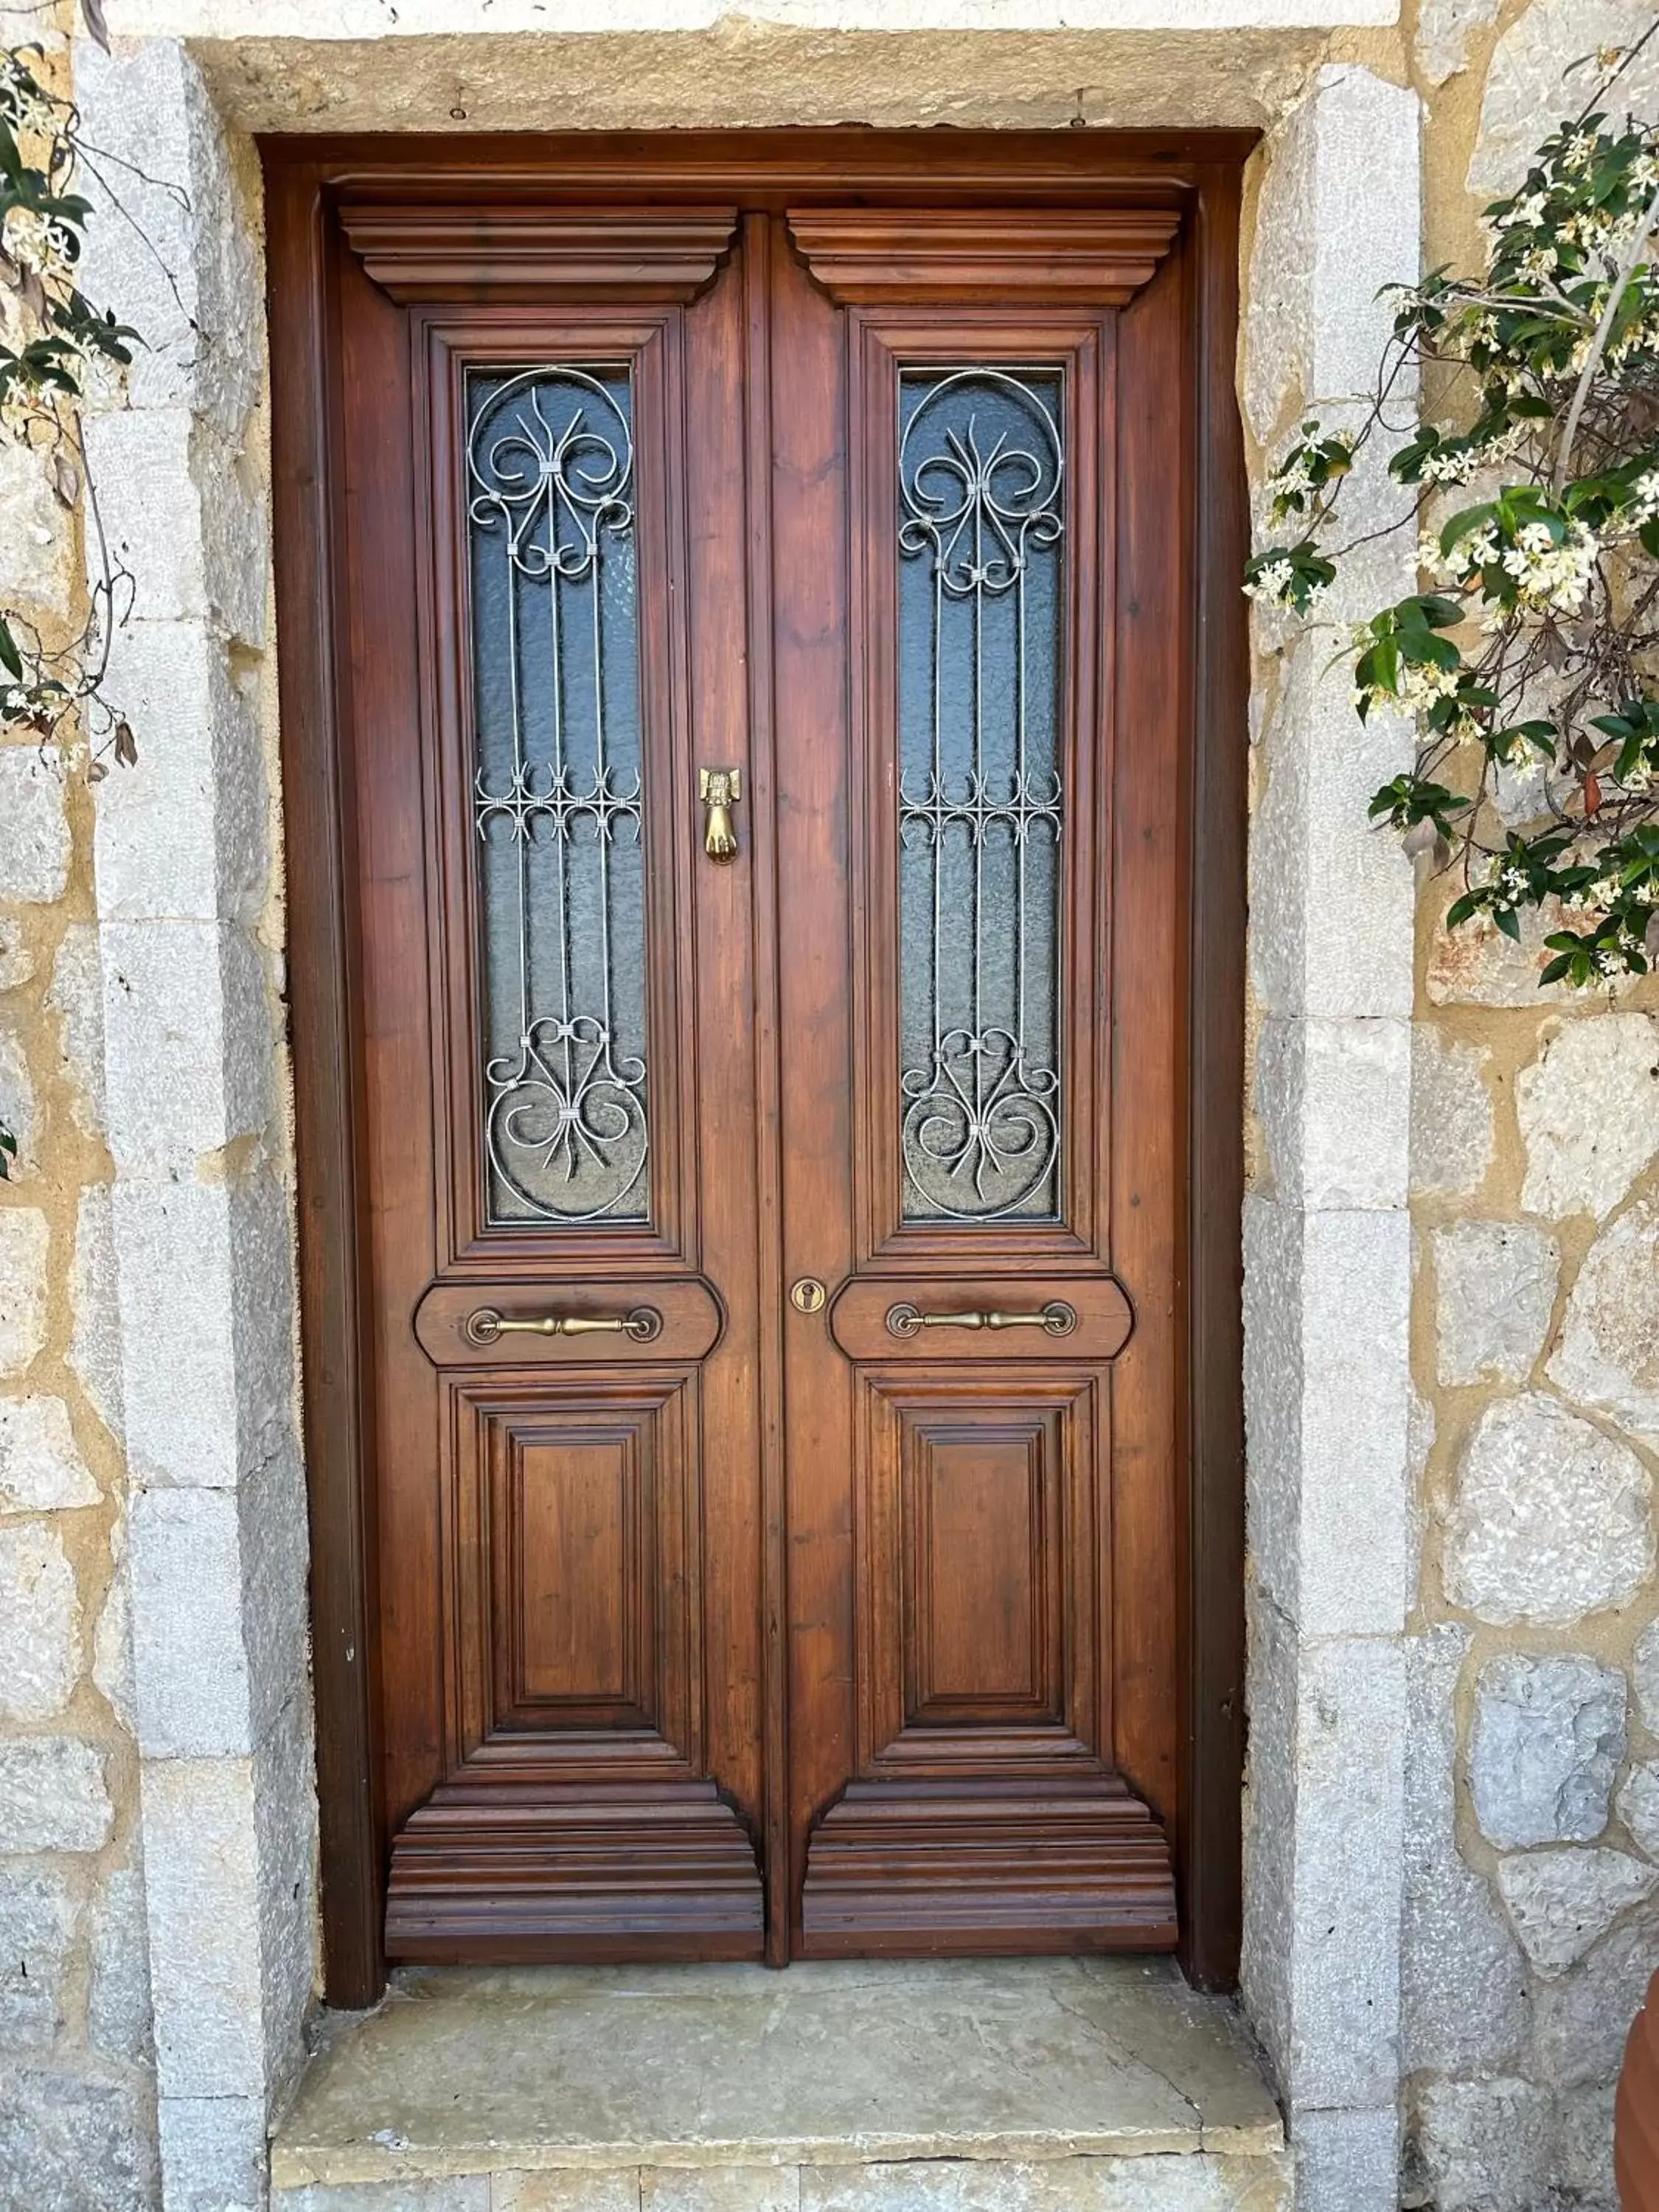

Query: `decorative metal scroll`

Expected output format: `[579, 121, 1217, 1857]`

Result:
[466, 366, 650, 1225]
[897, 366, 1066, 1222]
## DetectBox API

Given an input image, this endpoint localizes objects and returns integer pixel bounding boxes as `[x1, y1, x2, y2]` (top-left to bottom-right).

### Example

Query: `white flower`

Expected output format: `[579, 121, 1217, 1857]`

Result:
[1495, 519, 1598, 614]
[1, 205, 68, 279]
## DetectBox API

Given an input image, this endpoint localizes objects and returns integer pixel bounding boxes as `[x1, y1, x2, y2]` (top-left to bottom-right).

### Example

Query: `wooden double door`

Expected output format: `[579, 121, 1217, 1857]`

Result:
[274, 135, 1248, 1984]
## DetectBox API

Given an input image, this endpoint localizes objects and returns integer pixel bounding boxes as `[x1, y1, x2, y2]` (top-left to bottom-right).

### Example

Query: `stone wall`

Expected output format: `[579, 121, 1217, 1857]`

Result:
[0, 1, 1657, 2209]
[1239, 7, 1659, 2211]
[1388, 8, 1659, 2208]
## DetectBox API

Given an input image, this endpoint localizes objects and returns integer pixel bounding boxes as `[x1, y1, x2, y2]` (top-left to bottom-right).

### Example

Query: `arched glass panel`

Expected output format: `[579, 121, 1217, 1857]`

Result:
[466, 365, 650, 1226]
[897, 366, 1065, 1223]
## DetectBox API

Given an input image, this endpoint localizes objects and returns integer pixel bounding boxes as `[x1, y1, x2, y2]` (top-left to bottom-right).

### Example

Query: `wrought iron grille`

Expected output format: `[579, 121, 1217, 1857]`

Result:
[897, 366, 1066, 1222]
[465, 365, 650, 1225]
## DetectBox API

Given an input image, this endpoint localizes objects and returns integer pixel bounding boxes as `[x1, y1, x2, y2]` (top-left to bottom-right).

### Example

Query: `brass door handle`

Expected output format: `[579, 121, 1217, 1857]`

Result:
[885, 1301, 1077, 1339]
[465, 1306, 663, 1346]
[700, 767, 741, 862]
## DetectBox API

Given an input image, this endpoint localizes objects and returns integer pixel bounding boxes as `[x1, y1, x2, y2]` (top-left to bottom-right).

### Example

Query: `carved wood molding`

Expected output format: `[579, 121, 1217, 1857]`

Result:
[785, 206, 1183, 306]
[336, 204, 740, 302]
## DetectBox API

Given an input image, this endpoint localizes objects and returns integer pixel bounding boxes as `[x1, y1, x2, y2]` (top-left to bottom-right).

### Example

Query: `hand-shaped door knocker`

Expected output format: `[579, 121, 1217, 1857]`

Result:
[699, 767, 741, 863]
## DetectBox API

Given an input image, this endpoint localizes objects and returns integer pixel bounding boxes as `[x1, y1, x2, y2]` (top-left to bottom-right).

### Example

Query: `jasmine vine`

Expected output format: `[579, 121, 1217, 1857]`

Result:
[1247, 46, 1659, 991]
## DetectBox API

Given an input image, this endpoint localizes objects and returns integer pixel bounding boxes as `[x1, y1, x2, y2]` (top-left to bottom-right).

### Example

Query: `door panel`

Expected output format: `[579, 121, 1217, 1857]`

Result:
[777, 228, 1177, 1951]
[339, 223, 768, 1961]
[313, 171, 1201, 1970]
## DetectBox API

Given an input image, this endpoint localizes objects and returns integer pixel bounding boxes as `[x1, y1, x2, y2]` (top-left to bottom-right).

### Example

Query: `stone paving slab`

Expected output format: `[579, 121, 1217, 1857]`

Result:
[271, 1958, 1284, 2201]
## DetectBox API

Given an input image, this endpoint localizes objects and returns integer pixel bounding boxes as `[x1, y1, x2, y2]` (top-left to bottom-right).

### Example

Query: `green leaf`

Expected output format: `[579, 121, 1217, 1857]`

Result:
[0, 618, 21, 681]
[1494, 904, 1523, 943]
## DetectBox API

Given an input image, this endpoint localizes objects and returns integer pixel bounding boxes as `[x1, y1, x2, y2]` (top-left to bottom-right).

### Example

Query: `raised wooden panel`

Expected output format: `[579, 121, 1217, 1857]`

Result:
[905, 1413, 1060, 1725]
[799, 1364, 1175, 1952]
[338, 204, 740, 302]
[456, 1377, 682, 1750]
[382, 1369, 764, 1961]
[501, 1418, 644, 1720]
[785, 208, 1180, 305]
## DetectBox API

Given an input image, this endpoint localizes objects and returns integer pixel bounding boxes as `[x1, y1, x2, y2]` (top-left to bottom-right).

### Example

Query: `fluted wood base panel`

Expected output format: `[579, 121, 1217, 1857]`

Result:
[385, 1781, 764, 1962]
[800, 1779, 1178, 1955]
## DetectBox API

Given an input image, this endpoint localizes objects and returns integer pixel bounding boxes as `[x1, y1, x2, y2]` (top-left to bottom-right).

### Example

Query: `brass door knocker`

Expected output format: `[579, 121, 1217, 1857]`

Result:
[699, 767, 741, 862]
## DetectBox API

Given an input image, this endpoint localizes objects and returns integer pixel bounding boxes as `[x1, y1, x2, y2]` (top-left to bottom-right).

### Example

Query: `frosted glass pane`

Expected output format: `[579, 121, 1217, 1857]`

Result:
[897, 367, 1065, 1222]
[467, 366, 650, 1225]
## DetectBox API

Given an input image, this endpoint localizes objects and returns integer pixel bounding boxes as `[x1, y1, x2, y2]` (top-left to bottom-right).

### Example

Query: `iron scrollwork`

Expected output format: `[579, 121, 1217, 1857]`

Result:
[897, 367, 1067, 1222]
[467, 366, 650, 1225]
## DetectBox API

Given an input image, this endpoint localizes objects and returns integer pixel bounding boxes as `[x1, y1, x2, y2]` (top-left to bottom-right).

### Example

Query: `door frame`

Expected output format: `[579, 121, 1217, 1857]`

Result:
[264, 125, 1253, 2008]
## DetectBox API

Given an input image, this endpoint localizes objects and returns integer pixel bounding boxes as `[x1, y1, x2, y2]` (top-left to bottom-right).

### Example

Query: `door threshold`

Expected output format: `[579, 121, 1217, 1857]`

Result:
[270, 1956, 1285, 2208]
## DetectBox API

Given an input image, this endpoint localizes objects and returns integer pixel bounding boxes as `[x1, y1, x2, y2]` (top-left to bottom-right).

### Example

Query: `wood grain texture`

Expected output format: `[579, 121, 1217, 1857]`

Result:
[338, 204, 739, 301]
[267, 131, 1250, 1992]
[786, 207, 1181, 305]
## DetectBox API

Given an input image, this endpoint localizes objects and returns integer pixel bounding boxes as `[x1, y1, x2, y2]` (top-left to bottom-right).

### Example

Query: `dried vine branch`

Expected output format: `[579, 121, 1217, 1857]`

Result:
[0, 15, 147, 1174]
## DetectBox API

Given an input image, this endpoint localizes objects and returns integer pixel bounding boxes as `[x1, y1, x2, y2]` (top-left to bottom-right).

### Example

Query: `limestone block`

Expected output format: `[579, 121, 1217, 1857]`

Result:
[88, 1857, 154, 2067]
[642, 2169, 800, 2212]
[1254, 1015, 1409, 1208]
[0, 2065, 157, 2209]
[1553, 2079, 1618, 2207]
[1245, 1625, 1405, 2112]
[141, 1753, 268, 2097]
[494, 2175, 640, 2212]
[0, 1027, 36, 1178]
[796, 2154, 1290, 2209]
[92, 1533, 135, 1733]
[1547, 1197, 1659, 1450]
[1248, 647, 1414, 1023]
[1414, 0, 1500, 84]
[0, 439, 72, 617]
[69, 1187, 124, 1443]
[159, 2093, 268, 2212]
[1243, 1199, 1411, 1638]
[0, 1735, 114, 1851]
[131, 1486, 254, 1756]
[0, 1520, 83, 1719]
[1411, 2079, 1554, 2212]
[1472, 0, 1659, 196]
[94, 619, 268, 925]
[1425, 897, 1580, 1008]
[278, 2183, 490, 2210]
[1401, 1626, 1528, 2074]
[1288, 2105, 1397, 2212]
[80, 409, 266, 647]
[1531, 1909, 1659, 2091]
[114, 1175, 295, 1492]
[1497, 1847, 1658, 1974]
[1621, 1764, 1659, 1860]
[1469, 1652, 1625, 1848]
[0, 1206, 49, 1377]
[1517, 1015, 1659, 1222]
[74, 35, 264, 438]
[1244, 66, 1419, 440]
[46, 922, 106, 1139]
[100, 919, 272, 1178]
[1442, 1394, 1654, 1626]
[0, 1865, 77, 2048]
[0, 746, 71, 905]
[0, 1394, 99, 1512]
[1433, 1221, 1558, 1388]
[0, 918, 35, 992]
[251, 1683, 320, 2110]
[1411, 1028, 1493, 1198]
[1639, 1621, 1659, 1738]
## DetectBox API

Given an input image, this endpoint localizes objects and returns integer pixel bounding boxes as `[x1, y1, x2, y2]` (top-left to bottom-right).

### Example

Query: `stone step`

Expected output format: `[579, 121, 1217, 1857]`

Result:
[271, 1957, 1287, 2211]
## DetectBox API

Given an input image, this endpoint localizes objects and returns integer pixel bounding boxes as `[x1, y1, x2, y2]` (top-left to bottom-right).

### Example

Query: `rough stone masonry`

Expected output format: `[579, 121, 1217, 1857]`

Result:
[2, 1, 1659, 2209]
